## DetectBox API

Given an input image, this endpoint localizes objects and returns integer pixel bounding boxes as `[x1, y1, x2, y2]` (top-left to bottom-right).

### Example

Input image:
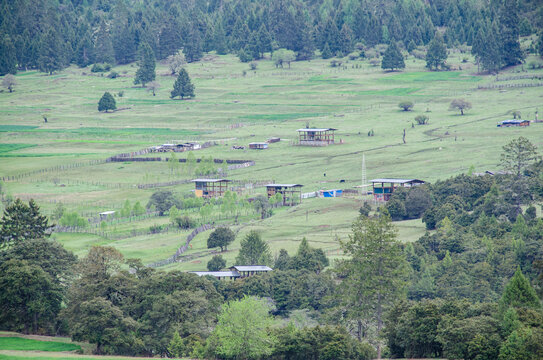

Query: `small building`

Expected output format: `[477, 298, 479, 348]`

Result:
[267, 137, 280, 143]
[190, 265, 272, 280]
[320, 189, 343, 198]
[249, 142, 269, 150]
[229, 265, 273, 278]
[497, 119, 530, 127]
[371, 178, 425, 202]
[151, 142, 201, 152]
[190, 271, 240, 280]
[266, 184, 303, 206]
[297, 128, 337, 146]
[193, 179, 231, 198]
[99, 211, 116, 220]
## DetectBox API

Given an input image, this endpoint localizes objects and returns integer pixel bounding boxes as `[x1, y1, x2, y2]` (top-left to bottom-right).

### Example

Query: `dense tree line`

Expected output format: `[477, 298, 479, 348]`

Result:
[1, 0, 542, 75]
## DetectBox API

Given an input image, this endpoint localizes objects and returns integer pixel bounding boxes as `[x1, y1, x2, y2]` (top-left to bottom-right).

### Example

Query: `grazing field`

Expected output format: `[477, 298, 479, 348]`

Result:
[1, 51, 543, 270]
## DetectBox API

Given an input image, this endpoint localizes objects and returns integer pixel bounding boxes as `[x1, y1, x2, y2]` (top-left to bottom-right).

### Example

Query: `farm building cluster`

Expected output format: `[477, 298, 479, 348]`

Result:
[150, 142, 201, 152]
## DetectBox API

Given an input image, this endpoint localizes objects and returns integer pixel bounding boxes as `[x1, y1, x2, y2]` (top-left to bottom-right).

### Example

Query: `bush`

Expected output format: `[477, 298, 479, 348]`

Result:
[207, 255, 226, 271]
[91, 63, 104, 73]
[330, 60, 343, 67]
[369, 58, 380, 66]
[60, 211, 88, 228]
[149, 224, 163, 234]
[118, 91, 124, 97]
[415, 114, 429, 125]
[528, 61, 543, 69]
[249, 62, 257, 70]
[107, 71, 119, 79]
[348, 51, 360, 60]
[174, 216, 194, 229]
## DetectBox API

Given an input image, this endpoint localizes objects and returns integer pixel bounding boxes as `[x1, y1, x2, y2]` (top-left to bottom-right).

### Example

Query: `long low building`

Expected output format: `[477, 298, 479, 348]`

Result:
[190, 265, 272, 280]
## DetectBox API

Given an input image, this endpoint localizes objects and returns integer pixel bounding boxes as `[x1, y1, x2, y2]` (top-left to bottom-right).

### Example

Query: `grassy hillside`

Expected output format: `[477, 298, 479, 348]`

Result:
[1, 51, 543, 270]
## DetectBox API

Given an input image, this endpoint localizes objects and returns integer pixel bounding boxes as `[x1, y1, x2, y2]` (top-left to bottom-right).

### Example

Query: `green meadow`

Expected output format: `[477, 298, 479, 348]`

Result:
[1, 51, 543, 270]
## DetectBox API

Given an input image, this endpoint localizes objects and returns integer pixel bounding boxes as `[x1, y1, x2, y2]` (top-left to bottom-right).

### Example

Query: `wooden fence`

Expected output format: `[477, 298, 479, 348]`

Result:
[1, 159, 106, 182]
[147, 223, 214, 268]
[477, 82, 543, 90]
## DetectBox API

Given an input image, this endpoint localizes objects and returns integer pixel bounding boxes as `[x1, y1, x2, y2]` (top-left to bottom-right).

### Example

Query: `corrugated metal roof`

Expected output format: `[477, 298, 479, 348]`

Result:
[192, 179, 231, 183]
[230, 265, 273, 272]
[370, 178, 425, 184]
[296, 128, 337, 132]
[190, 271, 240, 277]
[266, 184, 303, 188]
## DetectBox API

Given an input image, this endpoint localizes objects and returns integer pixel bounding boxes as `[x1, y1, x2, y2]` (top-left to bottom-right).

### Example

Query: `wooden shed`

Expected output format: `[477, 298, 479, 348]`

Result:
[266, 184, 303, 206]
[371, 178, 425, 202]
[193, 179, 231, 198]
[297, 128, 337, 146]
[249, 142, 269, 150]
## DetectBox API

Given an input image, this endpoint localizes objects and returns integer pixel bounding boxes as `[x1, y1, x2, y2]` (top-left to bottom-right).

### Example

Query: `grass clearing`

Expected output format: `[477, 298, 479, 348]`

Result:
[0, 338, 80, 352]
[1, 53, 542, 270]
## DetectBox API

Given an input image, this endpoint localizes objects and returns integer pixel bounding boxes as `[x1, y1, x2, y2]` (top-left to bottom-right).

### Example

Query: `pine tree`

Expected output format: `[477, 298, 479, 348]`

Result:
[0, 199, 51, 247]
[426, 32, 448, 70]
[256, 24, 272, 57]
[0, 35, 17, 75]
[499, 266, 541, 313]
[213, 22, 228, 55]
[38, 29, 65, 75]
[381, 40, 405, 71]
[75, 34, 94, 67]
[184, 30, 203, 63]
[94, 20, 115, 64]
[134, 43, 156, 87]
[499, 0, 524, 67]
[321, 42, 332, 59]
[170, 68, 194, 99]
[339, 24, 354, 55]
[98, 92, 116, 112]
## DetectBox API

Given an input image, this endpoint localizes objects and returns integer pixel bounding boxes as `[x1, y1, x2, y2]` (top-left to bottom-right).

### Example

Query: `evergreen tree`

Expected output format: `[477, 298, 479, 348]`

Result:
[38, 29, 65, 75]
[184, 30, 203, 63]
[75, 34, 94, 67]
[381, 40, 405, 71]
[213, 22, 228, 55]
[0, 199, 51, 248]
[256, 24, 272, 57]
[207, 255, 226, 271]
[235, 230, 272, 265]
[0, 35, 17, 75]
[499, 266, 541, 313]
[170, 68, 195, 99]
[321, 42, 332, 59]
[94, 20, 115, 64]
[426, 32, 448, 70]
[339, 24, 354, 55]
[113, 24, 137, 64]
[499, 0, 524, 67]
[134, 43, 155, 87]
[98, 92, 116, 112]
[537, 32, 543, 57]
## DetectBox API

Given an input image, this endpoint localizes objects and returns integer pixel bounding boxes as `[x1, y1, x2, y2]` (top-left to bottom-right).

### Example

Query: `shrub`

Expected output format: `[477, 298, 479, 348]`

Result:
[415, 114, 429, 125]
[118, 91, 124, 97]
[348, 51, 360, 60]
[149, 224, 163, 234]
[107, 71, 119, 79]
[249, 62, 257, 70]
[91, 63, 104, 73]
[174, 216, 194, 229]
[330, 60, 343, 67]
[369, 58, 380, 66]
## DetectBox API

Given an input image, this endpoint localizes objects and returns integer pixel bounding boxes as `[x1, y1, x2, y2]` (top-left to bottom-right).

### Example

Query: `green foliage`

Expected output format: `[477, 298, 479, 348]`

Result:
[2, 74, 16, 92]
[381, 41, 405, 71]
[336, 213, 407, 352]
[272, 49, 296, 68]
[207, 254, 226, 271]
[499, 267, 541, 313]
[426, 32, 448, 70]
[0, 35, 17, 75]
[207, 227, 235, 252]
[0, 198, 51, 247]
[134, 43, 156, 87]
[321, 42, 332, 59]
[289, 237, 330, 273]
[132, 201, 145, 216]
[500, 137, 538, 177]
[209, 296, 276, 360]
[170, 68, 195, 99]
[59, 211, 88, 228]
[146, 190, 180, 216]
[235, 230, 272, 265]
[98, 92, 116, 112]
[174, 215, 194, 229]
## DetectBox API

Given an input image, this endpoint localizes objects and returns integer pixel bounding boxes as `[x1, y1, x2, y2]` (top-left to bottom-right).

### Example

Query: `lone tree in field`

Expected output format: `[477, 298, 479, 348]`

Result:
[398, 101, 414, 111]
[98, 92, 116, 112]
[235, 230, 272, 265]
[381, 41, 405, 71]
[2, 74, 16, 92]
[207, 254, 226, 271]
[134, 43, 156, 87]
[207, 227, 235, 252]
[415, 114, 429, 125]
[166, 49, 186, 75]
[170, 68, 194, 99]
[449, 99, 471, 115]
[500, 137, 538, 177]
